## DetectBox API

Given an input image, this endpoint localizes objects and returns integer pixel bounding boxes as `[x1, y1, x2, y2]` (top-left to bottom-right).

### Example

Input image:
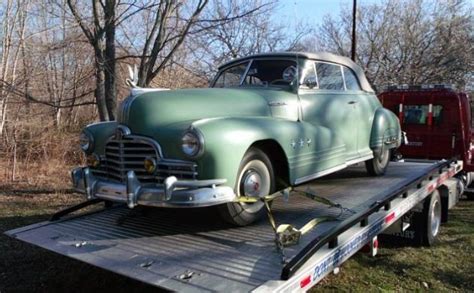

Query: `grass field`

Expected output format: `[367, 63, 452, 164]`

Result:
[0, 191, 473, 292]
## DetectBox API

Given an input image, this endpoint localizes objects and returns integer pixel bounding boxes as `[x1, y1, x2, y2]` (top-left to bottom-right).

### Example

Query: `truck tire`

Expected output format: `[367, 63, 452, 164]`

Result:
[466, 192, 474, 200]
[413, 190, 442, 246]
[365, 148, 390, 176]
[218, 148, 275, 226]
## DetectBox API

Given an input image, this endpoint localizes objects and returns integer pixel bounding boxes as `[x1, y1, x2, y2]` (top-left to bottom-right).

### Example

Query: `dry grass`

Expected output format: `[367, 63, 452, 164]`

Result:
[0, 126, 85, 191]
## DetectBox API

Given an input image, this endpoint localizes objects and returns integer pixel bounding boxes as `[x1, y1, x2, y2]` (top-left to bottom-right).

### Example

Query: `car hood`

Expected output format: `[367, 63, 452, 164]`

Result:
[118, 87, 298, 134]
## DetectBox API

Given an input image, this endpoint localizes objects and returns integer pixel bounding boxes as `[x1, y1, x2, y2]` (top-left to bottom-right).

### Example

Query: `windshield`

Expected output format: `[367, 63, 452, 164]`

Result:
[213, 59, 297, 88]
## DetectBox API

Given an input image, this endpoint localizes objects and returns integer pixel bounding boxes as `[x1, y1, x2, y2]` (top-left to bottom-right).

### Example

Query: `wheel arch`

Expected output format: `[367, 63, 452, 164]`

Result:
[250, 139, 290, 190]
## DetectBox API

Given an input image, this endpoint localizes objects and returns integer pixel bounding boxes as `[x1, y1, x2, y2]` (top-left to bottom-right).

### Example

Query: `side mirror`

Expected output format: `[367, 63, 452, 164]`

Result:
[303, 76, 318, 89]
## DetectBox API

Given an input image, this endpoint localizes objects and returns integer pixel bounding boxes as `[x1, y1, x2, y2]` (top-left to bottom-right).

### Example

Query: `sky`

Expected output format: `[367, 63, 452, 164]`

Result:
[275, 0, 382, 27]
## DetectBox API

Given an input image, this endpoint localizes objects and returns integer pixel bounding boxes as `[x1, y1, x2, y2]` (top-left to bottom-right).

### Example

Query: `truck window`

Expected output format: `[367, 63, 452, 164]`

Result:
[404, 105, 443, 125]
[316, 62, 344, 90]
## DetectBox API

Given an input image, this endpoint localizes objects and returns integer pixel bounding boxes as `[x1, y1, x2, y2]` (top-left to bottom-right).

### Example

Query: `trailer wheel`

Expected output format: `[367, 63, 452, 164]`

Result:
[413, 190, 442, 246]
[218, 147, 275, 226]
[365, 148, 390, 176]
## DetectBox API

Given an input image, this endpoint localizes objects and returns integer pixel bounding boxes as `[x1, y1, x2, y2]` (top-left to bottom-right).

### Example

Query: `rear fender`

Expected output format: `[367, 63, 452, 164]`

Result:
[370, 108, 402, 153]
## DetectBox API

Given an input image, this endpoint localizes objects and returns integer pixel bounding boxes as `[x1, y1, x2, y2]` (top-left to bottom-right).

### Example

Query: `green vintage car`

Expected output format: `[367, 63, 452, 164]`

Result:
[72, 52, 401, 225]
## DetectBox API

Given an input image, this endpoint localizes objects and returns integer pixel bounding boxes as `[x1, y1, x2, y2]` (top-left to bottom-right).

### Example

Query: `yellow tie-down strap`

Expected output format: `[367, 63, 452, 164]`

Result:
[236, 188, 340, 247]
[275, 217, 336, 247]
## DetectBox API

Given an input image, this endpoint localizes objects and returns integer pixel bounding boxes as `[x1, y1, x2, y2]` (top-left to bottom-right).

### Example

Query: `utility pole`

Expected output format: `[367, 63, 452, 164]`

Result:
[351, 0, 357, 61]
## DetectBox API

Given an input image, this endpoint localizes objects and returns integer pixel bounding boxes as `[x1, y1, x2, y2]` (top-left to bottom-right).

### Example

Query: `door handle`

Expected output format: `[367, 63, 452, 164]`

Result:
[348, 100, 358, 104]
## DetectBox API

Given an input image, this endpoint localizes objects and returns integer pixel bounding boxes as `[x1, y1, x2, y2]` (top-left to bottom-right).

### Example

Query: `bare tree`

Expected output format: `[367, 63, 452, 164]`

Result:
[0, 0, 29, 137]
[189, 0, 312, 78]
[307, 0, 474, 90]
[132, 0, 208, 87]
[66, 0, 118, 121]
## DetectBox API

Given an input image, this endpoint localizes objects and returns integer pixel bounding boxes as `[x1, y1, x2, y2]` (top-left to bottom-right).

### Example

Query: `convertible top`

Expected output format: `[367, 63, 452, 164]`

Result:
[218, 52, 374, 93]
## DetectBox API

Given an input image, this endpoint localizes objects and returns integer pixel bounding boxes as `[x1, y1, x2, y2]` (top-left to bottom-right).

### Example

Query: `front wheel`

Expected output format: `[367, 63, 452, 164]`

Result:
[218, 148, 275, 226]
[365, 147, 391, 176]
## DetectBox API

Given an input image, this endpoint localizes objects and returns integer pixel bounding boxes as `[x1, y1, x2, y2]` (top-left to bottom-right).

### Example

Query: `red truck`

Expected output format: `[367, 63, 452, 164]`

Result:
[379, 84, 474, 195]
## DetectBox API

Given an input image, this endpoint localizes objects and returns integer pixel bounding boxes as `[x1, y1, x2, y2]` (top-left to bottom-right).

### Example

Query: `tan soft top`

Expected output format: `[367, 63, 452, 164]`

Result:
[218, 52, 374, 93]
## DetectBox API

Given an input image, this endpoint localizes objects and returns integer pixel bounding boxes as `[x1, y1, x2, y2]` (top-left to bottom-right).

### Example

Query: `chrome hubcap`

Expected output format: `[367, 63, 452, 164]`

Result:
[242, 170, 263, 197]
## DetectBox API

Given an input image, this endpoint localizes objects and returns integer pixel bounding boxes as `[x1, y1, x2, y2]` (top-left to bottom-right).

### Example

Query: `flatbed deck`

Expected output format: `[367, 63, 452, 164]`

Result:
[5, 162, 457, 292]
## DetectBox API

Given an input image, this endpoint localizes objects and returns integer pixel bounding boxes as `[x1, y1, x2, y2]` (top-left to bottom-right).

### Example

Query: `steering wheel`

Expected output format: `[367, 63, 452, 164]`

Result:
[270, 79, 291, 85]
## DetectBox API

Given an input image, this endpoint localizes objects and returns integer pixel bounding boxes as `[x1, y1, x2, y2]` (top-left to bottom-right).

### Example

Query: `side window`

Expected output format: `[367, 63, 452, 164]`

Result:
[316, 62, 344, 90]
[213, 62, 249, 88]
[343, 67, 361, 91]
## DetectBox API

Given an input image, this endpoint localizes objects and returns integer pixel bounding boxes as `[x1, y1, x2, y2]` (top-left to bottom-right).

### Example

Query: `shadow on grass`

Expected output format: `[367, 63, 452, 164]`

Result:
[434, 269, 474, 291]
[354, 252, 417, 276]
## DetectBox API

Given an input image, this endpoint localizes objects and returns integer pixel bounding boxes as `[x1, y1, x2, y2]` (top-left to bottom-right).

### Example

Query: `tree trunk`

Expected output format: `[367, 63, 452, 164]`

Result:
[94, 52, 109, 121]
[104, 0, 117, 120]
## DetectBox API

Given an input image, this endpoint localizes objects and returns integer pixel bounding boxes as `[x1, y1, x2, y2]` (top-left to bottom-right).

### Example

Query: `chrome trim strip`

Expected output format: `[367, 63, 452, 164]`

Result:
[346, 154, 373, 166]
[116, 124, 131, 136]
[294, 154, 375, 185]
[107, 125, 164, 158]
[268, 101, 288, 106]
[239, 59, 253, 86]
[119, 94, 139, 123]
[294, 164, 347, 185]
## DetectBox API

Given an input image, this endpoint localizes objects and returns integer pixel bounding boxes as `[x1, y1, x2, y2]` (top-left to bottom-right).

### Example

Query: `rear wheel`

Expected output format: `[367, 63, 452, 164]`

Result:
[218, 148, 275, 226]
[365, 147, 390, 176]
[413, 190, 442, 246]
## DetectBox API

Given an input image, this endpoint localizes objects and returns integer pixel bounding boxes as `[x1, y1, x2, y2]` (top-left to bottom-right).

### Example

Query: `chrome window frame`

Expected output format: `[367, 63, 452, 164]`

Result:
[211, 57, 299, 88]
[314, 61, 346, 91]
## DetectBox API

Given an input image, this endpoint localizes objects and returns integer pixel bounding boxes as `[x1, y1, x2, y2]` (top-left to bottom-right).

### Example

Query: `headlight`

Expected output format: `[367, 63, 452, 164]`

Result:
[79, 130, 94, 154]
[181, 130, 204, 157]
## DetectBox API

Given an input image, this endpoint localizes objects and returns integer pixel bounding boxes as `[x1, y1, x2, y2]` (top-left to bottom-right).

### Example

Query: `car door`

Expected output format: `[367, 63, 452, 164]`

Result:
[342, 66, 375, 159]
[299, 61, 359, 161]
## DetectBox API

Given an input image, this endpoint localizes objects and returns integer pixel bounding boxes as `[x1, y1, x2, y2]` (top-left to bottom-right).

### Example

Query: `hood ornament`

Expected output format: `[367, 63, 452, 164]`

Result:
[125, 64, 170, 95]
[126, 64, 139, 88]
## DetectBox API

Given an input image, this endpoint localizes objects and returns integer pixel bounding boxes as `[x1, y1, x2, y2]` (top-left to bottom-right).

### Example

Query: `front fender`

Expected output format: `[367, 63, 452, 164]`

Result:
[192, 117, 346, 188]
[84, 121, 118, 156]
[370, 108, 402, 151]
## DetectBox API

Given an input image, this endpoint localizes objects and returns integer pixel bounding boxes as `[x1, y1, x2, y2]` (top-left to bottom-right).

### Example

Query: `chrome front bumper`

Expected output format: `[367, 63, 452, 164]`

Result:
[71, 167, 236, 208]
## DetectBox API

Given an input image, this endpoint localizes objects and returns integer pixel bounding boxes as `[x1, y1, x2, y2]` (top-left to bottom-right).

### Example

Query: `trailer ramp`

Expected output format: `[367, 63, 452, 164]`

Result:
[5, 162, 457, 292]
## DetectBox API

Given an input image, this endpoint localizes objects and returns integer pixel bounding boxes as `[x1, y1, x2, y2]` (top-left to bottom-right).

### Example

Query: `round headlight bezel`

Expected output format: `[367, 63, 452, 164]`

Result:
[181, 129, 204, 158]
[79, 130, 94, 154]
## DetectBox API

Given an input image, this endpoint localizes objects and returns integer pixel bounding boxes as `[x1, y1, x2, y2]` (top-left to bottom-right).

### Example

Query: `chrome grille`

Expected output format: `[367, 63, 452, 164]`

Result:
[91, 135, 197, 184]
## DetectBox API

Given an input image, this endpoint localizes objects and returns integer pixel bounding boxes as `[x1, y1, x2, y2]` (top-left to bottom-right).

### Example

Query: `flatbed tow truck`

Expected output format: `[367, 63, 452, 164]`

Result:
[5, 160, 463, 292]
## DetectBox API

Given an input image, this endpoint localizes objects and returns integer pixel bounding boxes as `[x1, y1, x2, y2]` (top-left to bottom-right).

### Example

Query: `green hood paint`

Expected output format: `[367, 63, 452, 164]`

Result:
[121, 87, 297, 127]
[118, 87, 299, 158]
